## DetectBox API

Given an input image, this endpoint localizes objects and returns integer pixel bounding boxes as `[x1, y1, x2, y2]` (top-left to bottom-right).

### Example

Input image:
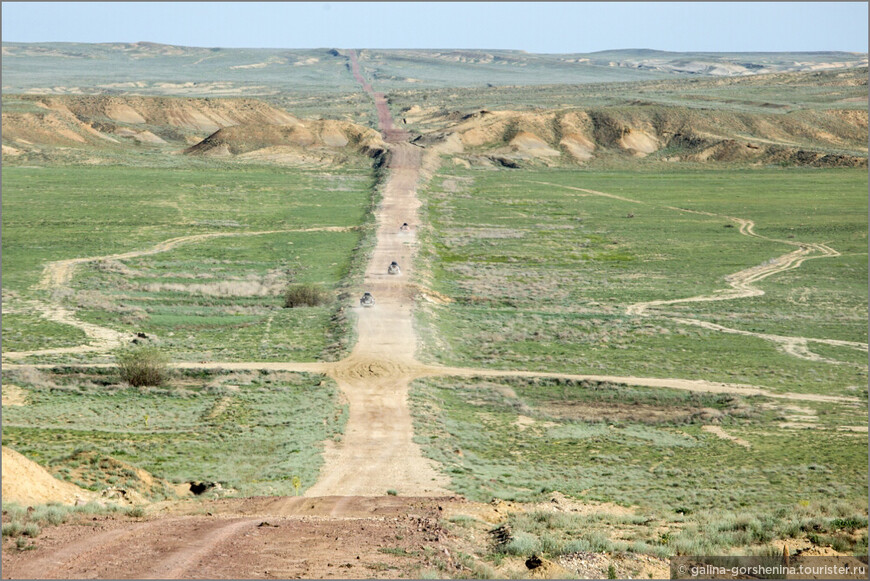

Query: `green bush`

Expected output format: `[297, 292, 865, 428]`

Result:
[116, 346, 169, 387]
[22, 523, 40, 538]
[501, 531, 540, 556]
[283, 283, 330, 308]
[2, 522, 23, 537]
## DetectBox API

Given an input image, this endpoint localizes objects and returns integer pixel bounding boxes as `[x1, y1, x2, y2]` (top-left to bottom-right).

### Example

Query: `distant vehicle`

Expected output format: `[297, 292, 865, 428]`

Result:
[387, 261, 401, 275]
[399, 222, 410, 232]
[360, 292, 375, 307]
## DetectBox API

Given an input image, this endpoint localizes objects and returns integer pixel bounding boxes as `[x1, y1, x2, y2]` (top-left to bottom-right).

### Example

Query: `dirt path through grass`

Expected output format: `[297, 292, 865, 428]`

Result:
[528, 180, 868, 363]
[2, 227, 354, 361]
[305, 51, 450, 496]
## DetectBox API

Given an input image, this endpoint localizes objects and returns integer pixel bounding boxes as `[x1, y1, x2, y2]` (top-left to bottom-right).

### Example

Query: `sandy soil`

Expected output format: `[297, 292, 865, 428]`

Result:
[701, 425, 752, 448]
[1, 447, 94, 506]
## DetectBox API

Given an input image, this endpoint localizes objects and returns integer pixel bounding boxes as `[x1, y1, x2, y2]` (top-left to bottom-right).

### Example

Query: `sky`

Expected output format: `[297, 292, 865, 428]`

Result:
[1, 2, 868, 53]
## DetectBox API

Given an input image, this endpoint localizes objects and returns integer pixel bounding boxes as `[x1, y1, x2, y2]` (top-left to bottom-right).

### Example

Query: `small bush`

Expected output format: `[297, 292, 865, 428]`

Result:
[501, 531, 540, 556]
[116, 346, 169, 387]
[32, 504, 68, 526]
[283, 283, 330, 308]
[2, 522, 23, 537]
[22, 523, 40, 538]
[126, 506, 146, 518]
[386, 489, 398, 496]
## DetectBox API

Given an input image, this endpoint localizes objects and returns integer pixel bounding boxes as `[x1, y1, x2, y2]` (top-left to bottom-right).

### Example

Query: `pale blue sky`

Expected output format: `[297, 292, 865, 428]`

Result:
[2, 2, 867, 53]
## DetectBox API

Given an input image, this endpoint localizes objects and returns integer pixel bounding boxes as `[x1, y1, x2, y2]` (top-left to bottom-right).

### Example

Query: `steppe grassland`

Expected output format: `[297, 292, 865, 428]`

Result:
[410, 375, 868, 557]
[414, 167, 868, 395]
[2, 368, 346, 497]
[388, 67, 868, 127]
[410, 164, 867, 558]
[1, 164, 376, 361]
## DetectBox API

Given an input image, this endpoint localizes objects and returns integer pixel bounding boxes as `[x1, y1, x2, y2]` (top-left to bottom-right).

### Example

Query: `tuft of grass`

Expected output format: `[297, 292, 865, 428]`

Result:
[2, 522, 24, 537]
[283, 283, 331, 308]
[116, 346, 170, 387]
[125, 506, 146, 518]
[499, 531, 540, 556]
[386, 489, 398, 496]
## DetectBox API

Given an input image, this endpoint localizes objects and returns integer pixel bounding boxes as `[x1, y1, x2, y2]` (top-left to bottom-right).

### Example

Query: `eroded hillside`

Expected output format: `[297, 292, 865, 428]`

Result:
[1, 94, 386, 166]
[407, 105, 868, 168]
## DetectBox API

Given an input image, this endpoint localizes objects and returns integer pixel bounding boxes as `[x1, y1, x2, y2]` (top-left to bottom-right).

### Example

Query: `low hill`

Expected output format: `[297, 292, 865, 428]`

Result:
[1, 94, 386, 165]
[409, 105, 867, 168]
[184, 120, 386, 164]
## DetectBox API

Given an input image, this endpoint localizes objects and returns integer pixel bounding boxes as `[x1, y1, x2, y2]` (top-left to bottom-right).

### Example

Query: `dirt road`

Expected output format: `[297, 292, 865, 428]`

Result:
[1, 497, 454, 579]
[307, 51, 449, 496]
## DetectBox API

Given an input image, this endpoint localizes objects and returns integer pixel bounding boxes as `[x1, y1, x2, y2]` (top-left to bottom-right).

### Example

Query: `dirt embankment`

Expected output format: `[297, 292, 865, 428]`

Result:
[184, 119, 386, 162]
[1, 447, 93, 506]
[2, 94, 386, 165]
[405, 105, 868, 167]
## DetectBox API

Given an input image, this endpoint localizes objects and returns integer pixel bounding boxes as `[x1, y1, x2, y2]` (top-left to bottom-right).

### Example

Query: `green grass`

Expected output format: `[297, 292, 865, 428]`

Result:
[1, 501, 145, 544]
[415, 167, 868, 395]
[410, 375, 868, 556]
[0, 313, 88, 352]
[1, 368, 348, 496]
[2, 165, 376, 363]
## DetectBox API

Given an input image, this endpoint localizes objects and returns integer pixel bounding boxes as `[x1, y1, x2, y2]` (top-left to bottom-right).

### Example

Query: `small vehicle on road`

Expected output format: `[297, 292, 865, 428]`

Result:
[387, 261, 401, 275]
[360, 292, 375, 307]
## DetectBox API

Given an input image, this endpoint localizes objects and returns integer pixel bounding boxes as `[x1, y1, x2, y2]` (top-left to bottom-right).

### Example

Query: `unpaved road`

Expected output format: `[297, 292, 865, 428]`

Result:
[1, 497, 455, 579]
[307, 140, 450, 496]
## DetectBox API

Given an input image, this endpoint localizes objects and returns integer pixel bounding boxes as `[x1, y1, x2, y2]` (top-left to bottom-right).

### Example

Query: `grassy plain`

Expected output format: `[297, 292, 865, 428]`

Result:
[2, 368, 346, 497]
[410, 374, 868, 558]
[415, 166, 868, 396]
[1, 164, 375, 361]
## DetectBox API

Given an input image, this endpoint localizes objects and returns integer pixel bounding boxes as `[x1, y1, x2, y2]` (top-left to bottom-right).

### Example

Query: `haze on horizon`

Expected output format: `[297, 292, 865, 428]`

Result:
[2, 1, 868, 54]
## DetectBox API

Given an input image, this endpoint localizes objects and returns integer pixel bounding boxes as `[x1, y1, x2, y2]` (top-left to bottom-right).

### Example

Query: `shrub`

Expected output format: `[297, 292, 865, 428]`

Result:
[116, 346, 169, 387]
[500, 531, 540, 556]
[2, 522, 23, 537]
[283, 283, 330, 308]
[32, 504, 68, 526]
[126, 506, 146, 518]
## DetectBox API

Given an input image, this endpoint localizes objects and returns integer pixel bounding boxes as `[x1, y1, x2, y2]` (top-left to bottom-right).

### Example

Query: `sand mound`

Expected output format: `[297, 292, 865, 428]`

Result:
[1, 447, 93, 506]
[619, 128, 659, 155]
[560, 133, 595, 161]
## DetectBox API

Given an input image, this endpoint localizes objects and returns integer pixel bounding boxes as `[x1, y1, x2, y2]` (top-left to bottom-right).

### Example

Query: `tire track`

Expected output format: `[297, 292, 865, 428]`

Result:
[3, 227, 353, 361]
[526, 180, 867, 363]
